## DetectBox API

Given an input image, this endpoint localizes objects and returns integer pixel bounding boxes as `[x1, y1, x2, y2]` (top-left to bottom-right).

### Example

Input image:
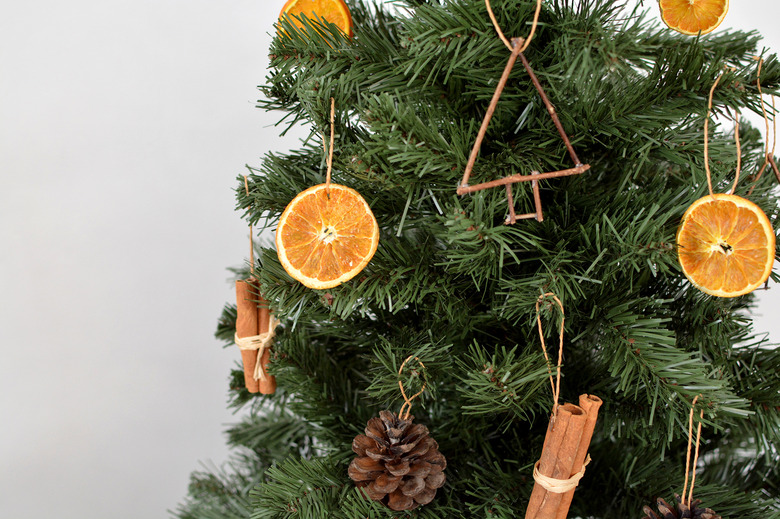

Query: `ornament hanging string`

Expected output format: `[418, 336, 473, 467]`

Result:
[243, 175, 255, 275]
[703, 68, 742, 196]
[680, 395, 705, 506]
[536, 292, 565, 417]
[485, 0, 542, 53]
[748, 56, 779, 194]
[398, 355, 428, 420]
[322, 97, 336, 196]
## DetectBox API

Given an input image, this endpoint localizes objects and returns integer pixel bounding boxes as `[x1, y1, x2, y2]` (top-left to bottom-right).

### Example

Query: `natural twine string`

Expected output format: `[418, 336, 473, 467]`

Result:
[532, 454, 591, 493]
[398, 355, 428, 420]
[757, 57, 771, 173]
[322, 97, 336, 195]
[681, 395, 705, 507]
[234, 315, 280, 382]
[703, 68, 741, 196]
[243, 175, 255, 275]
[748, 56, 779, 194]
[485, 0, 542, 53]
[536, 292, 565, 417]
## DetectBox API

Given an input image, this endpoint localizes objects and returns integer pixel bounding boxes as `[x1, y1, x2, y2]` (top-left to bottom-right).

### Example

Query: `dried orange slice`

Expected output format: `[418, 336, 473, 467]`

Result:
[279, 0, 353, 39]
[677, 194, 775, 297]
[659, 0, 728, 35]
[276, 184, 379, 289]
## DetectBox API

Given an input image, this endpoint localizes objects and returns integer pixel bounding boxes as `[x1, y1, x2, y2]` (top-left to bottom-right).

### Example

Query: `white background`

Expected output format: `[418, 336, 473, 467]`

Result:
[1, 1, 778, 518]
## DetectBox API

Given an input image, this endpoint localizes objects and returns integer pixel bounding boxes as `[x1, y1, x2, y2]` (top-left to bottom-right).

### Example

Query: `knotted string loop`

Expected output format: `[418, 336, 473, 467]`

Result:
[748, 56, 779, 194]
[704, 68, 741, 196]
[485, 0, 542, 53]
[536, 292, 565, 417]
[322, 97, 336, 196]
[681, 395, 705, 507]
[243, 175, 255, 275]
[398, 355, 428, 419]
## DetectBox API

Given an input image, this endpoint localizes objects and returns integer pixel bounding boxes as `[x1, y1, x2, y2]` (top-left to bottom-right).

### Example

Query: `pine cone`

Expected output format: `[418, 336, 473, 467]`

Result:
[642, 495, 721, 519]
[348, 410, 446, 511]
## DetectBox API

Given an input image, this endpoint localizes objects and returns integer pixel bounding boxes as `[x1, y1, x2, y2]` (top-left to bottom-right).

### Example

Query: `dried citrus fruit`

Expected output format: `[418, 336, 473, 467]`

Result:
[677, 194, 775, 297]
[279, 0, 353, 39]
[659, 0, 728, 35]
[276, 183, 379, 289]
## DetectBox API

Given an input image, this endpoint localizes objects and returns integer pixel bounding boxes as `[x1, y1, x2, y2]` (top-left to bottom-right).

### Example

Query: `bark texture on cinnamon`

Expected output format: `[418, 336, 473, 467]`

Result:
[525, 395, 601, 519]
[554, 394, 603, 519]
[235, 279, 277, 394]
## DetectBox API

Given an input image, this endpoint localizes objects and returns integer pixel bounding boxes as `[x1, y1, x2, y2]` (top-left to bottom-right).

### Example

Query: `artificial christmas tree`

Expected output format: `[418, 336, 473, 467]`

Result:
[176, 0, 780, 517]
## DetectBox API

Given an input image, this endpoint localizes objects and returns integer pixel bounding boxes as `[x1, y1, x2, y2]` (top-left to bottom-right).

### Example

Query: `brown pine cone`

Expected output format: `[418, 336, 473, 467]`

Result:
[642, 495, 721, 519]
[348, 410, 446, 511]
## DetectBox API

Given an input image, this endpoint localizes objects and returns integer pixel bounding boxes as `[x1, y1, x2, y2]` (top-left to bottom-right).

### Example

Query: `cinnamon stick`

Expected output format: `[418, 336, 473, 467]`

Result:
[256, 294, 277, 395]
[235, 280, 261, 393]
[526, 403, 587, 519]
[554, 394, 602, 519]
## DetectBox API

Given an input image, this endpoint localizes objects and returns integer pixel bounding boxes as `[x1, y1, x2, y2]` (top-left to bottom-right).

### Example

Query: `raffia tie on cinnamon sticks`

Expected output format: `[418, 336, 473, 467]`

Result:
[235, 279, 278, 394]
[526, 293, 602, 519]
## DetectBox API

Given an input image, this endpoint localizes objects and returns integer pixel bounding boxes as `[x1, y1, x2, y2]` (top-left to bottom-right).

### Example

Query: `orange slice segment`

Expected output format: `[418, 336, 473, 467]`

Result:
[279, 0, 353, 39]
[677, 194, 775, 297]
[276, 183, 379, 289]
[659, 0, 728, 35]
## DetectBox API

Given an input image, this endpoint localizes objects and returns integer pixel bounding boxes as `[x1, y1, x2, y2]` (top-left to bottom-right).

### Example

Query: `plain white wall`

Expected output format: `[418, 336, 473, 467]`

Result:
[0, 1, 778, 518]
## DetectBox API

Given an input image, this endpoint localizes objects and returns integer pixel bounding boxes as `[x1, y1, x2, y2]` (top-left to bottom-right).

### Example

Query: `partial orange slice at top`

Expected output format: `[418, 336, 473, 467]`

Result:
[659, 0, 728, 35]
[279, 0, 353, 39]
[677, 194, 775, 297]
[276, 184, 379, 289]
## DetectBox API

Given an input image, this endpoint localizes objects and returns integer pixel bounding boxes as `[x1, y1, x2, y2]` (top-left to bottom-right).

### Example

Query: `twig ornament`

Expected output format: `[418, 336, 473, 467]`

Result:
[458, 0, 590, 224]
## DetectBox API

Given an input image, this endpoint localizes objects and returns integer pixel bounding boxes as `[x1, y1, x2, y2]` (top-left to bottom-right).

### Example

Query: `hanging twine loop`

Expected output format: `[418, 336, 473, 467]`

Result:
[398, 355, 428, 419]
[322, 97, 336, 196]
[536, 292, 565, 418]
[243, 175, 255, 275]
[485, 0, 542, 53]
[233, 315, 280, 381]
[681, 395, 705, 507]
[748, 56, 779, 194]
[703, 68, 741, 196]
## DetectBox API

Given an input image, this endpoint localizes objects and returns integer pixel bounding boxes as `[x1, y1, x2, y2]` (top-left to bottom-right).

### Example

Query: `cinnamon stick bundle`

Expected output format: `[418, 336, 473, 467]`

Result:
[235, 279, 277, 394]
[525, 394, 601, 519]
[555, 394, 602, 519]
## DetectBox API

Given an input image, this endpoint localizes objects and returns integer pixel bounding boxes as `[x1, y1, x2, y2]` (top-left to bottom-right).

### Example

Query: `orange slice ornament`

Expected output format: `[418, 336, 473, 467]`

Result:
[677, 70, 776, 298]
[677, 194, 774, 297]
[659, 0, 728, 35]
[279, 0, 353, 39]
[276, 184, 379, 290]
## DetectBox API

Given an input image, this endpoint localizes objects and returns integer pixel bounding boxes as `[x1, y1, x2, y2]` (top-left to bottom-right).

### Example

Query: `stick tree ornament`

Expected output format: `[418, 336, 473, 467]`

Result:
[458, 0, 590, 224]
